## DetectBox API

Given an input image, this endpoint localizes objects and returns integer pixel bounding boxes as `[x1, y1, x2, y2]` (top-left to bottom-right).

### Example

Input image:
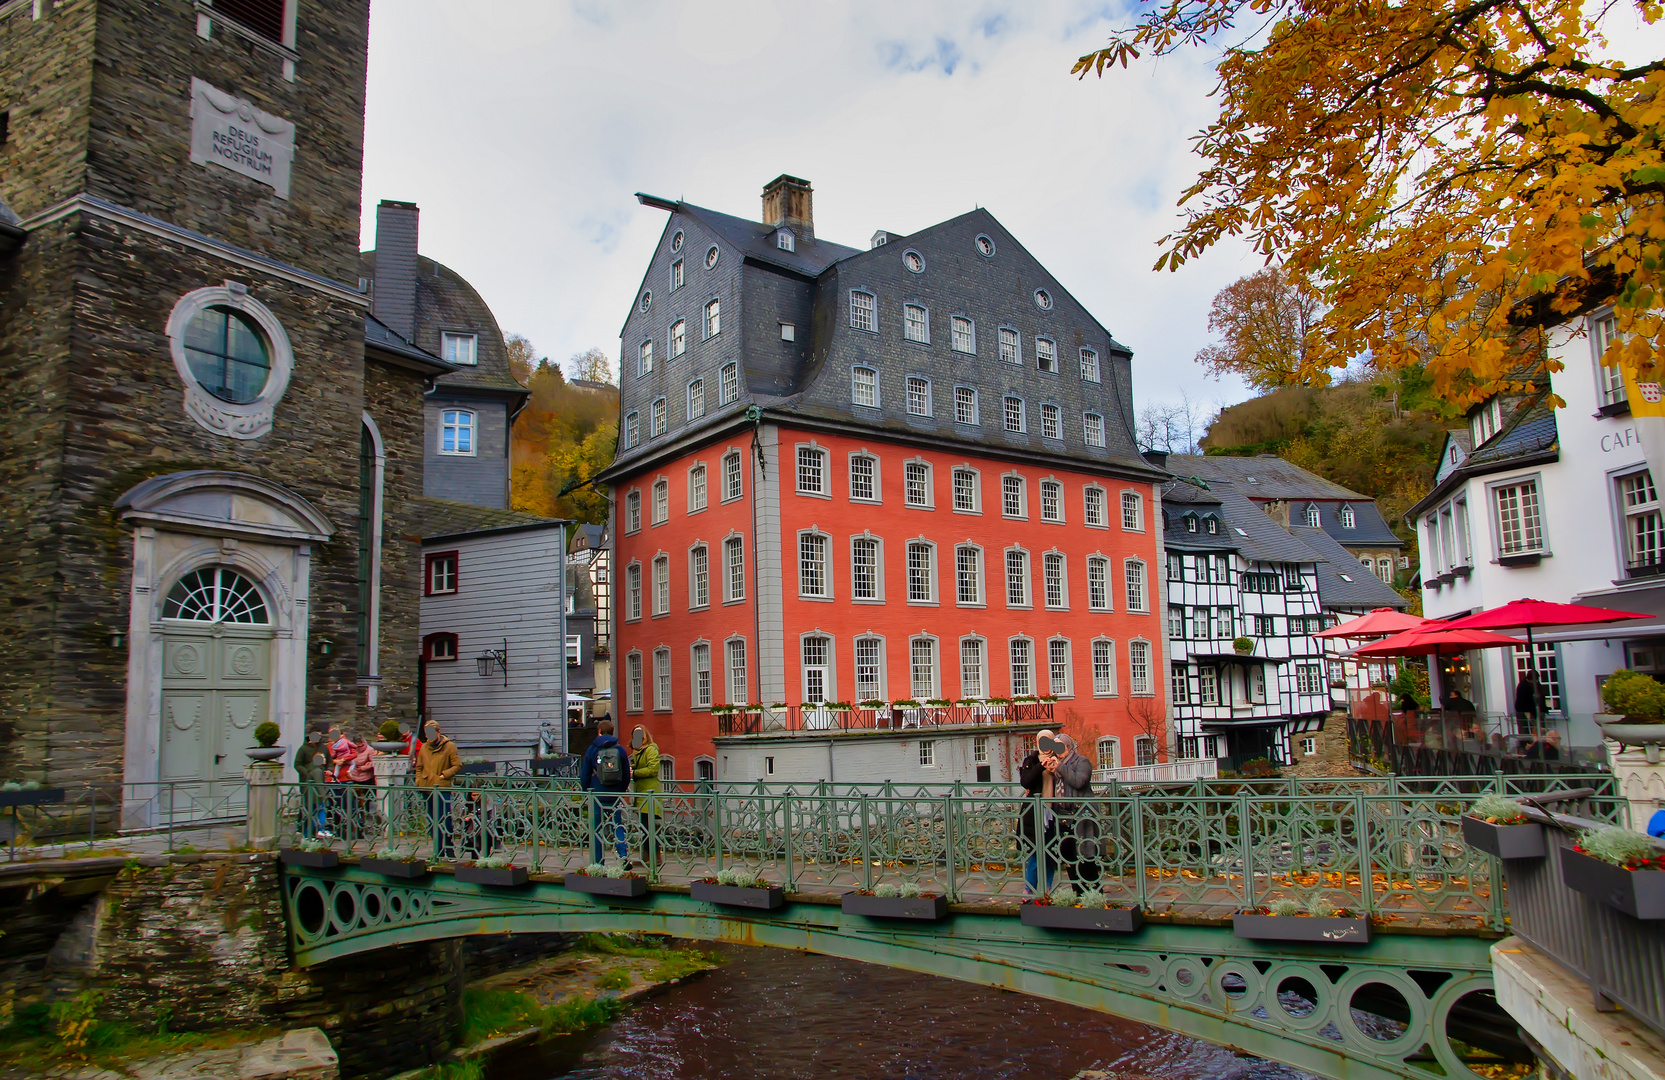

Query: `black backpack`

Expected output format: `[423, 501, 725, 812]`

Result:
[594, 744, 627, 789]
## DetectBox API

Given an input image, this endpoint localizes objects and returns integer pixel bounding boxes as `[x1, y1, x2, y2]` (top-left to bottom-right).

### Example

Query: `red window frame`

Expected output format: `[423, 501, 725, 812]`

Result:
[423, 633, 458, 662]
[425, 551, 459, 596]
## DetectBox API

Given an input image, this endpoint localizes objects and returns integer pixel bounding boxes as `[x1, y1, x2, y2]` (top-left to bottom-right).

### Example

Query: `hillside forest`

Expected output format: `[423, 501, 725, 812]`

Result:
[508, 343, 618, 525]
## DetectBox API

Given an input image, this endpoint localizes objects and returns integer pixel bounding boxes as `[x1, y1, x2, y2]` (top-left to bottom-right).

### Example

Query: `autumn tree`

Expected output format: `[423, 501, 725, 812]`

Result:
[509, 346, 620, 524]
[1076, 0, 1665, 401]
[505, 334, 536, 386]
[566, 346, 615, 386]
[1196, 268, 1323, 390]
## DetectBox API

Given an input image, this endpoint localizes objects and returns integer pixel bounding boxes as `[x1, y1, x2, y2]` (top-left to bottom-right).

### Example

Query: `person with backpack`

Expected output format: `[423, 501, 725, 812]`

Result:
[580, 718, 631, 866]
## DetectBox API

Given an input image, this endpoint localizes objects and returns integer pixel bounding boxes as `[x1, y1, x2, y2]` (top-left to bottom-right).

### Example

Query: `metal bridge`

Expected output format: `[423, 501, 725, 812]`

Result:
[275, 774, 1620, 1080]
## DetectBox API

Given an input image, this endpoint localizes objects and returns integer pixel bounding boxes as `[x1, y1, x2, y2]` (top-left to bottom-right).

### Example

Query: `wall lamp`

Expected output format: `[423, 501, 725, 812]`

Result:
[477, 640, 508, 686]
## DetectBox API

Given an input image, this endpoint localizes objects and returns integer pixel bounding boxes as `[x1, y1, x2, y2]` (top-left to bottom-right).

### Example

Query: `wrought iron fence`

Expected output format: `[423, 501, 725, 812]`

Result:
[3, 780, 248, 860]
[268, 776, 1619, 928]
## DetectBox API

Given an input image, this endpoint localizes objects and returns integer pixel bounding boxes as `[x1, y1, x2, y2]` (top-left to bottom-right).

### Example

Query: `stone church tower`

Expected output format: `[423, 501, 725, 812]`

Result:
[0, 0, 440, 799]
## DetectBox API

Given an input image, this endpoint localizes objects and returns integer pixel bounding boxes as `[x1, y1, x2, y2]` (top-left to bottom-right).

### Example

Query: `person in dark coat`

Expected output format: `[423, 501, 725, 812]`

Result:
[1514, 669, 1546, 735]
[1045, 732, 1100, 889]
[580, 719, 631, 865]
[1018, 733, 1057, 894]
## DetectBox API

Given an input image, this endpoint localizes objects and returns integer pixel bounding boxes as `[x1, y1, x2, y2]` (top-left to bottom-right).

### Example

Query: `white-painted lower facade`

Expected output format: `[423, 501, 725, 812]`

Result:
[713, 723, 1048, 785]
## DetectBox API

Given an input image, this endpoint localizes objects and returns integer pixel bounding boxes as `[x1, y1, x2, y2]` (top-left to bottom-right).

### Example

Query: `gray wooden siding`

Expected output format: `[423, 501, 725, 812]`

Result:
[421, 526, 565, 753]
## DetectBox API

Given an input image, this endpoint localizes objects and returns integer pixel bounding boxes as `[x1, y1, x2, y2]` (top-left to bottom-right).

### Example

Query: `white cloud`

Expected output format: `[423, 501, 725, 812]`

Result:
[361, 0, 1258, 409]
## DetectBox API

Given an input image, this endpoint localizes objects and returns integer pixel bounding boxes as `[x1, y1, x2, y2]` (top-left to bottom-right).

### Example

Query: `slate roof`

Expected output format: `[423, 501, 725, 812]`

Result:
[1162, 477, 1220, 506]
[417, 497, 565, 542]
[1407, 391, 1560, 518]
[1168, 454, 1367, 500]
[361, 252, 528, 398]
[364, 313, 455, 376]
[1291, 525, 1408, 610]
[672, 202, 862, 279]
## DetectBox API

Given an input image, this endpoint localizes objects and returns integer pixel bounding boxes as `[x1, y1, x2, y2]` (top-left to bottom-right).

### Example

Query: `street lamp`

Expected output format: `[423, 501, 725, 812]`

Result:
[476, 640, 508, 686]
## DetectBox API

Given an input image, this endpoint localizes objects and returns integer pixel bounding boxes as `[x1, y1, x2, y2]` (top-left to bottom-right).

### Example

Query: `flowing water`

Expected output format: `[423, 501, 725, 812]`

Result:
[489, 944, 1313, 1080]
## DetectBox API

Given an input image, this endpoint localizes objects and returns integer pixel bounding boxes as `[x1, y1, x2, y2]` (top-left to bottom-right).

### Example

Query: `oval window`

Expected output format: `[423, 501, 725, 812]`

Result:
[975, 234, 995, 257]
[705, 245, 720, 270]
[639, 291, 652, 312]
[903, 249, 925, 274]
[1034, 288, 1053, 311]
[671, 230, 684, 252]
[182, 306, 271, 404]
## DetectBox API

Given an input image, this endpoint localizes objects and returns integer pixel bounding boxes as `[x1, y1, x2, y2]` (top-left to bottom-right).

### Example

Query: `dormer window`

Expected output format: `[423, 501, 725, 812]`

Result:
[1206, 517, 1218, 534]
[442, 332, 477, 366]
[1304, 504, 1321, 528]
[777, 229, 795, 252]
[1339, 504, 1356, 528]
[1186, 515, 1198, 533]
[1470, 397, 1502, 445]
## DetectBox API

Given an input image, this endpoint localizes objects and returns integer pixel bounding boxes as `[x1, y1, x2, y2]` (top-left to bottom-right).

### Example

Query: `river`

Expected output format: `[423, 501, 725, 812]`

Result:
[489, 944, 1312, 1080]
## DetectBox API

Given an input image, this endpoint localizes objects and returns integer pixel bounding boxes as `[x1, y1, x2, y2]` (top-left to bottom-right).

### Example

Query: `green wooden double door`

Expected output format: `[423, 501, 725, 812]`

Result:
[160, 630, 272, 787]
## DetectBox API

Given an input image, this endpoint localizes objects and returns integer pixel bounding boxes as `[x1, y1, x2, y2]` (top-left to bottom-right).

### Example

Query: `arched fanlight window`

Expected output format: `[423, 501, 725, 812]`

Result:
[163, 567, 270, 624]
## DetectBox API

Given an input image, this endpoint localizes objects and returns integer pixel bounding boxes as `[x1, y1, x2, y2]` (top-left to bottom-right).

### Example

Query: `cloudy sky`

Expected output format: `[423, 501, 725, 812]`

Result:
[359, 1, 1265, 417]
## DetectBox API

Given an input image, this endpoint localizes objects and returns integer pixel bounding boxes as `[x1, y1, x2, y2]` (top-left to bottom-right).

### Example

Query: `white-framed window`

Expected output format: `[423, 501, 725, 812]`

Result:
[1170, 662, 1187, 705]
[851, 366, 879, 408]
[1303, 503, 1321, 528]
[910, 636, 939, 699]
[1036, 338, 1057, 374]
[671, 319, 687, 358]
[722, 450, 743, 501]
[1084, 412, 1105, 447]
[1087, 555, 1110, 611]
[654, 647, 672, 711]
[651, 397, 667, 438]
[704, 299, 721, 338]
[848, 453, 879, 502]
[802, 634, 832, 703]
[852, 535, 882, 601]
[904, 460, 932, 508]
[720, 362, 739, 405]
[777, 229, 795, 252]
[1002, 475, 1026, 519]
[974, 735, 990, 765]
[955, 544, 983, 605]
[1004, 396, 1025, 433]
[670, 258, 684, 291]
[1096, 736, 1119, 769]
[689, 463, 707, 513]
[1040, 403, 1061, 440]
[1040, 480, 1062, 522]
[1043, 551, 1067, 609]
[724, 536, 745, 601]
[952, 467, 978, 513]
[689, 543, 710, 609]
[687, 379, 706, 421]
[1124, 559, 1147, 611]
[1009, 637, 1034, 696]
[1135, 736, 1158, 767]
[1194, 608, 1212, 640]
[659, 756, 677, 782]
[1340, 504, 1356, 528]
[780, 322, 795, 341]
[1594, 312, 1628, 407]
[638, 339, 654, 376]
[951, 316, 975, 354]
[854, 635, 884, 700]
[1005, 548, 1030, 607]
[1296, 663, 1324, 696]
[425, 554, 457, 596]
[652, 554, 670, 615]
[799, 531, 831, 598]
[1620, 469, 1663, 574]
[691, 642, 712, 708]
[906, 540, 936, 603]
[918, 739, 936, 767]
[442, 331, 477, 366]
[1471, 397, 1502, 445]
[797, 445, 828, 495]
[1120, 492, 1143, 531]
[1048, 638, 1071, 697]
[904, 304, 929, 343]
[850, 290, 877, 332]
[1129, 639, 1152, 695]
[726, 637, 748, 704]
[652, 478, 669, 524]
[626, 651, 643, 711]
[1492, 477, 1546, 556]
[439, 409, 475, 455]
[906, 376, 932, 416]
[954, 386, 978, 425]
[960, 637, 986, 698]
[566, 634, 582, 666]
[625, 562, 642, 620]
[1301, 736, 1317, 756]
[1084, 487, 1106, 528]
[999, 326, 1020, 365]
[1513, 641, 1563, 712]
[1092, 639, 1116, 696]
[1080, 348, 1100, 383]
[624, 412, 639, 449]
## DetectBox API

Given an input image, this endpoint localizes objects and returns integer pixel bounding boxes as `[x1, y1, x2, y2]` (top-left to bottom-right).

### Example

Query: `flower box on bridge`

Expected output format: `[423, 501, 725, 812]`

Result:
[564, 872, 648, 898]
[842, 892, 949, 921]
[279, 848, 339, 869]
[1020, 902, 1143, 933]
[361, 857, 430, 880]
[0, 787, 65, 808]
[455, 864, 528, 887]
[691, 881, 785, 910]
[1561, 846, 1665, 920]
[1233, 914, 1371, 944]
[1461, 815, 1547, 860]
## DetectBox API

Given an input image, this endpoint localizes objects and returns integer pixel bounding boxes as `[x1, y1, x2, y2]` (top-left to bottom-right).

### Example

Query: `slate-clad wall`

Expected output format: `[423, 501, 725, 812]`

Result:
[0, 0, 95, 216]
[424, 396, 510, 508]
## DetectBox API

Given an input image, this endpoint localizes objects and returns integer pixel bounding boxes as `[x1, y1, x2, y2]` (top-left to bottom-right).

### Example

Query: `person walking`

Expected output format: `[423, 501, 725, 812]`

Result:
[580, 719, 631, 866]
[414, 720, 461, 860]
[629, 725, 663, 872]
[1018, 732, 1057, 894]
[294, 733, 329, 837]
[1044, 732, 1100, 888]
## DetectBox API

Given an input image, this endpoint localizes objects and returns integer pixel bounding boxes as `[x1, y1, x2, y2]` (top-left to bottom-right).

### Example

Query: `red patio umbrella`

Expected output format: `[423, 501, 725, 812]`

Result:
[1347, 624, 1529, 659]
[1315, 607, 1429, 640]
[1441, 598, 1650, 652]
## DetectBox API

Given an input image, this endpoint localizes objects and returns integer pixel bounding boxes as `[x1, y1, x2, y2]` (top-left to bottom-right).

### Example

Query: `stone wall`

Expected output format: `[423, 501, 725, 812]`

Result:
[364, 360, 427, 729]
[1283, 712, 1360, 777]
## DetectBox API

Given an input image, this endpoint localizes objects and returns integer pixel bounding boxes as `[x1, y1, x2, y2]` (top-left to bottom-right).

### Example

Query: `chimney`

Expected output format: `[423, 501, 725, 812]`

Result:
[1264, 499, 1291, 528]
[372, 199, 419, 342]
[761, 175, 813, 241]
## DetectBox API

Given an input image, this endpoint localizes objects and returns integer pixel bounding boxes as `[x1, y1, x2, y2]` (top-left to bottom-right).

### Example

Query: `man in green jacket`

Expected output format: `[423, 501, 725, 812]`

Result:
[629, 725, 661, 871]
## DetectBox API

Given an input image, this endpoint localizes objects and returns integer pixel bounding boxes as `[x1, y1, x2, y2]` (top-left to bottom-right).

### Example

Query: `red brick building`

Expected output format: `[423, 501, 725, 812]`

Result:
[601, 177, 1168, 781]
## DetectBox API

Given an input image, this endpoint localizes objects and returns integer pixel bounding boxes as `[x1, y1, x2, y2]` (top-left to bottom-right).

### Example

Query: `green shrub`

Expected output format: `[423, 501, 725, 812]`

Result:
[593, 969, 632, 991]
[898, 881, 923, 898]
[1048, 883, 1079, 906]
[539, 996, 622, 1038]
[1306, 896, 1338, 919]
[1233, 636, 1254, 652]
[1581, 825, 1662, 869]
[1470, 794, 1529, 825]
[1269, 898, 1302, 917]
[253, 722, 281, 748]
[1601, 670, 1665, 719]
[1077, 887, 1108, 909]
[378, 719, 403, 741]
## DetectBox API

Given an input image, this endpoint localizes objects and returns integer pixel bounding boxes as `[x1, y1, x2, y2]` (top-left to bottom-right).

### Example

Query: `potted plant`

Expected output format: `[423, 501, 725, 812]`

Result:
[1561, 825, 1665, 919]
[564, 862, 648, 898]
[247, 721, 285, 763]
[842, 881, 948, 921]
[1233, 636, 1255, 655]
[361, 846, 429, 879]
[1598, 670, 1665, 762]
[0, 780, 66, 808]
[279, 836, 339, 869]
[1233, 897, 1370, 943]
[1020, 883, 1143, 933]
[455, 852, 528, 887]
[691, 866, 785, 910]
[1461, 794, 1546, 860]
[371, 720, 406, 753]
